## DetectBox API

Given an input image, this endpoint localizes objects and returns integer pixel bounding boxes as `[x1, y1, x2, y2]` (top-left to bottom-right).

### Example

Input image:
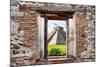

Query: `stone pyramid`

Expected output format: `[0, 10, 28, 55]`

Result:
[48, 26, 66, 45]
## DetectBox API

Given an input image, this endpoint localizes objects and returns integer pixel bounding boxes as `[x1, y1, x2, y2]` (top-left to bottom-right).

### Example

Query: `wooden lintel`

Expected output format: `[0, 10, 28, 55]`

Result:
[47, 16, 69, 20]
[41, 13, 73, 20]
[37, 10, 75, 14]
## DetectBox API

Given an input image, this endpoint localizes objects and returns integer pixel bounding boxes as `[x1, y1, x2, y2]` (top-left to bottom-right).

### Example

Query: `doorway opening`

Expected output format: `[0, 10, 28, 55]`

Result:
[47, 20, 67, 58]
[38, 12, 76, 62]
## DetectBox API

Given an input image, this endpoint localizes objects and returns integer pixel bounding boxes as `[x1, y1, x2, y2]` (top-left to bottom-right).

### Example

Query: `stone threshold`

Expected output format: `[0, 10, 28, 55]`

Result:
[47, 56, 74, 64]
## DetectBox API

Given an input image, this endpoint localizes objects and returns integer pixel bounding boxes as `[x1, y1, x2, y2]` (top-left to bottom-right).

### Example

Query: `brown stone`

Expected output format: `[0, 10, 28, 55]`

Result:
[18, 42, 32, 47]
[20, 27, 34, 30]
[24, 33, 34, 39]
[20, 23, 36, 28]
[19, 4, 29, 11]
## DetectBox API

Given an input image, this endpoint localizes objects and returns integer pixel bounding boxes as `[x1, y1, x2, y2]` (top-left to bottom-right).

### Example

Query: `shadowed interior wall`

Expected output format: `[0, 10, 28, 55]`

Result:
[38, 17, 45, 59]
[67, 18, 76, 57]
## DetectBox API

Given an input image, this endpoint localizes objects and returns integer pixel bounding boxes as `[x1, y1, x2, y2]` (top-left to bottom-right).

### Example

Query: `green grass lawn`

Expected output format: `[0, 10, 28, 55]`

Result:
[48, 44, 67, 56]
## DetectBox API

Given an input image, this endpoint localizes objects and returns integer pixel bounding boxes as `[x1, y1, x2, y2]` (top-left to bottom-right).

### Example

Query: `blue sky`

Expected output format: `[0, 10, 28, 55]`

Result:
[48, 20, 66, 34]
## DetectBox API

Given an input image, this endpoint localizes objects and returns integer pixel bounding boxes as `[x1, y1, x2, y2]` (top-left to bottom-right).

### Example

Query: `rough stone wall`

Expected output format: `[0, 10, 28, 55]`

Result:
[11, 0, 95, 65]
[11, 2, 39, 66]
[74, 6, 95, 61]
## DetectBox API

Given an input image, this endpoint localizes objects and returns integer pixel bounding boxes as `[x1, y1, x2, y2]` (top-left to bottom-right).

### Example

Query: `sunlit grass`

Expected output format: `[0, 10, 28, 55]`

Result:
[48, 44, 67, 56]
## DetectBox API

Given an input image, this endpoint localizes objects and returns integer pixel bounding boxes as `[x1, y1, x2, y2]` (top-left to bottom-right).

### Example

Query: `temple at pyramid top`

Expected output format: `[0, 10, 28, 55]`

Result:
[48, 26, 66, 45]
[54, 26, 64, 31]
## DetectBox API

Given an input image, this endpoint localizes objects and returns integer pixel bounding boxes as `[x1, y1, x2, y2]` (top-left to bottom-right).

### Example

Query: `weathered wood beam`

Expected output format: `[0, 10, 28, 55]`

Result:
[36, 10, 75, 14]
[41, 13, 73, 20]
[46, 16, 69, 20]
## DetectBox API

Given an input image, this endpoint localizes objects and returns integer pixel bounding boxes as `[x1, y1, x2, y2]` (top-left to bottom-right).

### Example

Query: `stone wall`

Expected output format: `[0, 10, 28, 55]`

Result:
[74, 6, 95, 61]
[11, 2, 39, 66]
[11, 0, 95, 66]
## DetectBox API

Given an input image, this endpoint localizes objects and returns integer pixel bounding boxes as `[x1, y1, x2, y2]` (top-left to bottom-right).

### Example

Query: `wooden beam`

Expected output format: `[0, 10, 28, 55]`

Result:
[47, 16, 69, 20]
[41, 13, 73, 20]
[36, 10, 75, 14]
[44, 18, 48, 60]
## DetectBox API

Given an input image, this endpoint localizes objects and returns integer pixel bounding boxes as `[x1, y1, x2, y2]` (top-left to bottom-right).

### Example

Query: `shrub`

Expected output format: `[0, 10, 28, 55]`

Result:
[49, 48, 62, 56]
[48, 45, 67, 56]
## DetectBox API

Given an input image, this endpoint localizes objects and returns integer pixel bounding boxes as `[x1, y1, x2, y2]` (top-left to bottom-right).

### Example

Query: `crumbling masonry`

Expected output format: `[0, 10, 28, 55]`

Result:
[11, 0, 95, 66]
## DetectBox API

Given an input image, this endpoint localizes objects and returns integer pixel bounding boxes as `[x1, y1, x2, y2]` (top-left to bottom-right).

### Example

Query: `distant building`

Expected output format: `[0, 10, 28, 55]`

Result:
[48, 26, 66, 45]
